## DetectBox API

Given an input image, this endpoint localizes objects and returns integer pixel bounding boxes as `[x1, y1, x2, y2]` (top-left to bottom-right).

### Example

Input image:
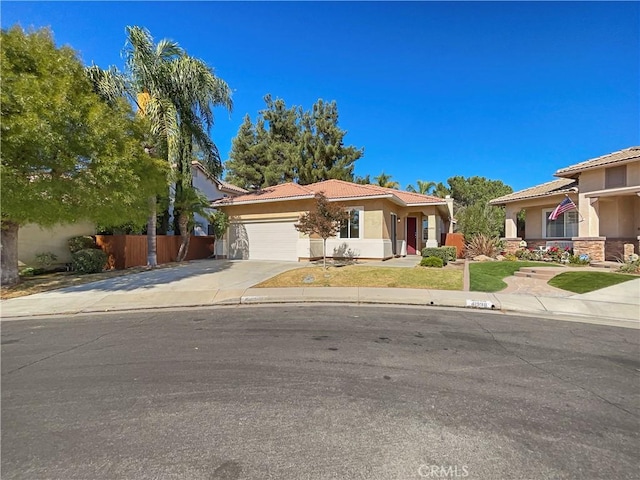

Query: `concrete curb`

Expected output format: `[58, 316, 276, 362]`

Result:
[2, 286, 637, 329]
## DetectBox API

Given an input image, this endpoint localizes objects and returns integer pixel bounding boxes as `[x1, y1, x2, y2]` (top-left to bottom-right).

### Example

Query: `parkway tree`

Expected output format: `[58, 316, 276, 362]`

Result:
[1, 26, 166, 285]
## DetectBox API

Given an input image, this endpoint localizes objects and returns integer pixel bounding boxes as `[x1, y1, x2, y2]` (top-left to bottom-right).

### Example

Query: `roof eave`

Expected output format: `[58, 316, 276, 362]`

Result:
[490, 188, 577, 205]
[554, 157, 640, 178]
[405, 201, 447, 207]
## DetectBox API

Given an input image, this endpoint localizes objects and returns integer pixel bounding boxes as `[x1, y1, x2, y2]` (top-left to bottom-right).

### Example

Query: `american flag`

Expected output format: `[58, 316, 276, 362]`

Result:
[548, 197, 577, 221]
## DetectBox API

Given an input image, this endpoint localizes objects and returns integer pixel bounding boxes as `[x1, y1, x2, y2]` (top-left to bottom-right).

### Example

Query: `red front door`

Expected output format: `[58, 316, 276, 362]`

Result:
[407, 217, 417, 255]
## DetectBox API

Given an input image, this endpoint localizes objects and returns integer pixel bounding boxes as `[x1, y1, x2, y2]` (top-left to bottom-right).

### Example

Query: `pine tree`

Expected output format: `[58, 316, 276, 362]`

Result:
[225, 95, 363, 188]
[298, 99, 363, 184]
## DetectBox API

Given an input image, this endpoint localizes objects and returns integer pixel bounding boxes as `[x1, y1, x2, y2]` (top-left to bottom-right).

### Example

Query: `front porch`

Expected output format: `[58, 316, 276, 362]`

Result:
[500, 191, 640, 262]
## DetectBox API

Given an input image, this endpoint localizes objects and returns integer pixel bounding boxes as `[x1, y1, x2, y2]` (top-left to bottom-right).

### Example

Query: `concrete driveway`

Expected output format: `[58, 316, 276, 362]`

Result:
[1, 260, 302, 317]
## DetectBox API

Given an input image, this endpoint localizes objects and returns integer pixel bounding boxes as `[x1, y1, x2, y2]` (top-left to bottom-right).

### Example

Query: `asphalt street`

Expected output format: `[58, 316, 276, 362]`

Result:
[2, 305, 638, 479]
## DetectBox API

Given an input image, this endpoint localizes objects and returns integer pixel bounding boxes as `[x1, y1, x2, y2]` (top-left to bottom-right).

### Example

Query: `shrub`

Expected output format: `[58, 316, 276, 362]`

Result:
[420, 256, 444, 268]
[515, 248, 534, 260]
[617, 258, 640, 274]
[421, 247, 455, 266]
[71, 248, 107, 274]
[35, 251, 58, 267]
[503, 253, 518, 261]
[465, 234, 501, 259]
[568, 254, 590, 266]
[68, 235, 97, 253]
[20, 267, 36, 277]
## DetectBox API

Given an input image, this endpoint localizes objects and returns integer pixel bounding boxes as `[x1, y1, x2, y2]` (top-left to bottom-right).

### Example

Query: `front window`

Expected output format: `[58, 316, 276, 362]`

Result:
[422, 218, 429, 241]
[543, 210, 578, 238]
[340, 209, 361, 239]
[605, 165, 626, 189]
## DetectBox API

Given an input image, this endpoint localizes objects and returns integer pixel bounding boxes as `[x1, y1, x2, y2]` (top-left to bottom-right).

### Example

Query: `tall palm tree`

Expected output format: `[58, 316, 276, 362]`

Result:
[89, 26, 232, 265]
[406, 180, 437, 195]
[166, 53, 232, 260]
[374, 171, 399, 189]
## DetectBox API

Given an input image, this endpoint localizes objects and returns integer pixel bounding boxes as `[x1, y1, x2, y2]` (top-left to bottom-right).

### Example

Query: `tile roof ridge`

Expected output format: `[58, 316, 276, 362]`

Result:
[556, 146, 640, 173]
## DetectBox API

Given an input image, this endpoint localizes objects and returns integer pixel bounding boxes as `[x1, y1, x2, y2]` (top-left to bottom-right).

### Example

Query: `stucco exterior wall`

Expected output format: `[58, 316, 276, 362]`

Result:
[628, 161, 640, 185]
[578, 169, 604, 193]
[19, 222, 96, 266]
[220, 198, 446, 260]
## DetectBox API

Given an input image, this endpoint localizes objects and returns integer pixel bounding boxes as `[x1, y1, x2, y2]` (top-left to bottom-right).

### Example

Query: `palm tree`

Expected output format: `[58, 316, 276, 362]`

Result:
[406, 180, 437, 195]
[354, 174, 371, 185]
[167, 53, 232, 259]
[89, 26, 232, 265]
[374, 171, 399, 189]
[174, 186, 211, 261]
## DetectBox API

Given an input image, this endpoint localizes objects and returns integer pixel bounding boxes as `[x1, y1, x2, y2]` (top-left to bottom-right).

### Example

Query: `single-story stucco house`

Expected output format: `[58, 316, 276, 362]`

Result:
[490, 146, 640, 261]
[212, 179, 454, 262]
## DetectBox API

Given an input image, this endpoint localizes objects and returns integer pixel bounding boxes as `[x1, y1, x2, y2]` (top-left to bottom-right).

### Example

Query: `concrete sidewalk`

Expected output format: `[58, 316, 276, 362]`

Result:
[1, 260, 638, 328]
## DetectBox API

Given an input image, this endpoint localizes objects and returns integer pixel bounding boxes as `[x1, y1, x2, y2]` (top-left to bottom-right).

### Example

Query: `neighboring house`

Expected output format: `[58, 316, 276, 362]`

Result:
[17, 164, 247, 267]
[190, 161, 247, 234]
[167, 161, 247, 256]
[18, 221, 96, 267]
[490, 147, 640, 261]
[212, 179, 454, 262]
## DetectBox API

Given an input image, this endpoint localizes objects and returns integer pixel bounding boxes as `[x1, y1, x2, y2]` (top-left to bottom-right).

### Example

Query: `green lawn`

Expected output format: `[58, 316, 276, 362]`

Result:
[548, 271, 637, 294]
[469, 261, 557, 292]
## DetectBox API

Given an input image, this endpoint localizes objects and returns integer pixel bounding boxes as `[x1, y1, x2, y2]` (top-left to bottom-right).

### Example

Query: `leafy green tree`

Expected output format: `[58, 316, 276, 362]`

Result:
[208, 210, 230, 241]
[1, 26, 166, 285]
[294, 193, 349, 270]
[455, 203, 506, 238]
[225, 95, 362, 188]
[406, 180, 437, 195]
[374, 171, 399, 189]
[445, 176, 512, 238]
[447, 176, 512, 208]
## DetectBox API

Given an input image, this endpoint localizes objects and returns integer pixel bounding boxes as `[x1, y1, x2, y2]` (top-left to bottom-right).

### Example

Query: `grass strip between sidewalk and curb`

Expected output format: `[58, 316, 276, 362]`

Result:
[469, 261, 559, 292]
[254, 265, 463, 290]
[547, 271, 637, 294]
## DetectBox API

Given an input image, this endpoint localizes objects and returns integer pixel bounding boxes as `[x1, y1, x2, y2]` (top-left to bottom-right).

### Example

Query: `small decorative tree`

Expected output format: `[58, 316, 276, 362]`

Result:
[295, 193, 349, 270]
[208, 210, 230, 257]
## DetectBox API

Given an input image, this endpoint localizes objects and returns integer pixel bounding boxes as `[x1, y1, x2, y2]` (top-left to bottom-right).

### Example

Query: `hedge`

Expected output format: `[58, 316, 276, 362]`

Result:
[421, 246, 456, 266]
[68, 235, 97, 253]
[420, 256, 444, 268]
[71, 248, 107, 274]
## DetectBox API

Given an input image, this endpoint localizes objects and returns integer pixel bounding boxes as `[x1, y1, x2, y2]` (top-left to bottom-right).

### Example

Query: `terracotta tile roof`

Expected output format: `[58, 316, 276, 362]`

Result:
[213, 179, 446, 206]
[555, 146, 640, 177]
[214, 182, 315, 205]
[490, 178, 578, 205]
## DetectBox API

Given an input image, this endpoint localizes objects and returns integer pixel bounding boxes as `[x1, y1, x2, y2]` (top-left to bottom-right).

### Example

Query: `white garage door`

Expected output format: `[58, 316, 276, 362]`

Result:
[228, 220, 299, 261]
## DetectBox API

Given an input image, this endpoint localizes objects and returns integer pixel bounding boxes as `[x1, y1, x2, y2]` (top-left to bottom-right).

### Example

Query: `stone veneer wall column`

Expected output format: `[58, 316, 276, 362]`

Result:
[623, 243, 635, 262]
[572, 237, 605, 262]
[501, 238, 522, 255]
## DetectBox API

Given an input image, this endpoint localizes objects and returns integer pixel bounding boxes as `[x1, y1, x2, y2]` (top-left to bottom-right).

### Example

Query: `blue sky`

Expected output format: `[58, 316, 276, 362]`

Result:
[3, 1, 638, 192]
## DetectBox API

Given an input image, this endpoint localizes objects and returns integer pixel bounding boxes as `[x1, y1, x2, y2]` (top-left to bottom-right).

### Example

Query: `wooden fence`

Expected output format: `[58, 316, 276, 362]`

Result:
[95, 235, 215, 270]
[444, 233, 465, 258]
